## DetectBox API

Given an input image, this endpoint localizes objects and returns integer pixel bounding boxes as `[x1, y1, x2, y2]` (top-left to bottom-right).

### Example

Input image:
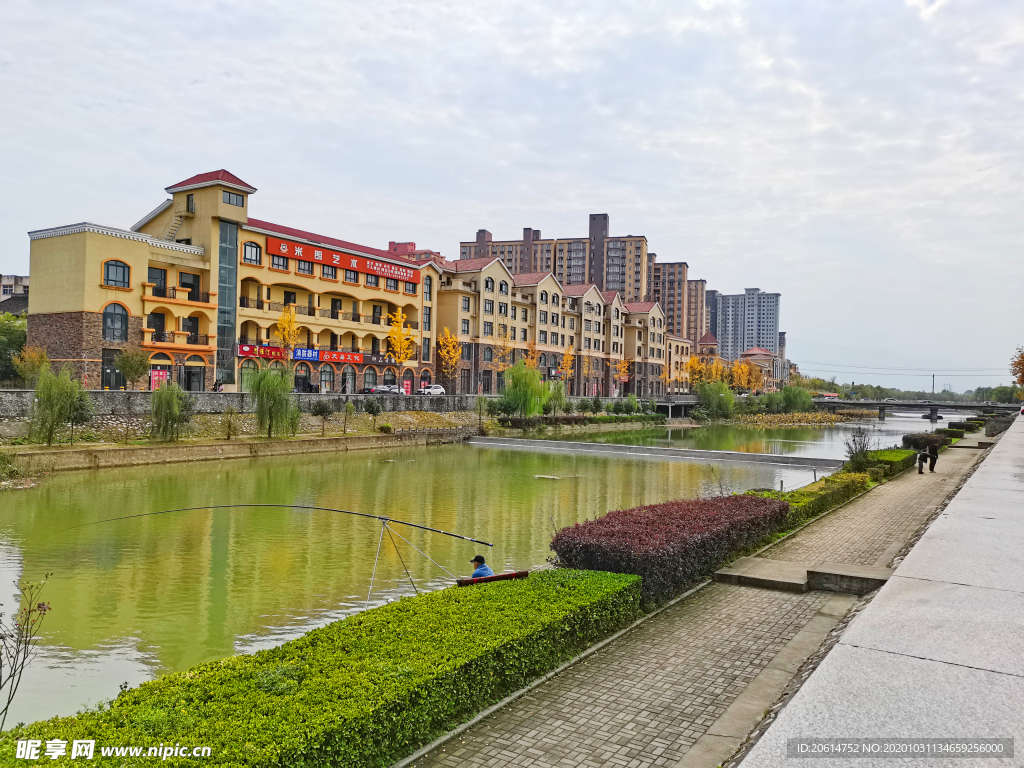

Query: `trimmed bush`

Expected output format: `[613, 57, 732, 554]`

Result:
[867, 467, 884, 483]
[1, 571, 640, 767]
[748, 472, 869, 527]
[867, 448, 918, 476]
[550, 495, 789, 604]
[936, 428, 964, 439]
[902, 433, 948, 449]
[948, 421, 980, 432]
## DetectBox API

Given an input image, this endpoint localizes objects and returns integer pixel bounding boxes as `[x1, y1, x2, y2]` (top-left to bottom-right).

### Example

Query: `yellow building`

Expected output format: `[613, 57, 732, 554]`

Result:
[28, 170, 441, 392]
[665, 334, 692, 396]
[622, 301, 668, 398]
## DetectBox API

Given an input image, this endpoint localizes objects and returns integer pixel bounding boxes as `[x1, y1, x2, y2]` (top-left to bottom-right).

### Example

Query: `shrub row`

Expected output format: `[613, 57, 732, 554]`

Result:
[748, 471, 870, 528]
[936, 428, 965, 439]
[902, 433, 949, 449]
[2, 571, 641, 767]
[550, 495, 789, 604]
[948, 421, 980, 432]
[866, 448, 918, 476]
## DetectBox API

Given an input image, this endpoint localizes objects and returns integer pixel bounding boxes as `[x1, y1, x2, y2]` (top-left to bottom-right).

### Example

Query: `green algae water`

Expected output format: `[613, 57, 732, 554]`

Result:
[1, 443, 817, 724]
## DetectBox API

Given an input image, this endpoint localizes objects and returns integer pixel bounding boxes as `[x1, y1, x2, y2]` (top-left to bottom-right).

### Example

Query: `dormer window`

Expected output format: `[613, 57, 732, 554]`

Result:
[223, 191, 244, 207]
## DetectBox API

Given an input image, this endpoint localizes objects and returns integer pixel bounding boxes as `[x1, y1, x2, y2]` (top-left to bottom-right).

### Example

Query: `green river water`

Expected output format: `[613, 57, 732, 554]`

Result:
[1, 417, 929, 724]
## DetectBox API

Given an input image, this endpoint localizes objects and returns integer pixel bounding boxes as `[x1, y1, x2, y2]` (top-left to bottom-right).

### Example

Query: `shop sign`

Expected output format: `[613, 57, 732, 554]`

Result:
[320, 351, 363, 364]
[362, 353, 397, 366]
[237, 344, 286, 360]
[150, 369, 169, 390]
[267, 236, 420, 283]
[293, 348, 319, 362]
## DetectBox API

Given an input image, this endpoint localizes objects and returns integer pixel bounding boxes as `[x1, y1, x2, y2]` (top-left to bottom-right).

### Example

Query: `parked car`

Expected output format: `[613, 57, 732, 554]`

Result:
[415, 384, 446, 395]
[883, 398, 898, 403]
[370, 385, 398, 394]
[920, 399, 933, 404]
[357, 387, 376, 394]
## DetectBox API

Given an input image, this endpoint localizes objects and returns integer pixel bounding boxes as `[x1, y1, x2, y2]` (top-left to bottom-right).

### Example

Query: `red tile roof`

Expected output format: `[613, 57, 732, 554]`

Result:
[450, 257, 499, 272]
[166, 169, 256, 193]
[697, 331, 717, 344]
[562, 284, 599, 297]
[601, 291, 620, 303]
[742, 347, 774, 356]
[624, 301, 658, 312]
[513, 271, 556, 286]
[244, 218, 404, 260]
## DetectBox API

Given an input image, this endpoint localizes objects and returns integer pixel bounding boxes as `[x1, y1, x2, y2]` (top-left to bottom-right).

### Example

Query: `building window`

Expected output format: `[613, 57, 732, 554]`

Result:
[499, 280, 508, 295]
[461, 319, 470, 334]
[511, 306, 517, 320]
[386, 278, 398, 291]
[520, 327, 527, 341]
[484, 300, 494, 314]
[509, 326, 516, 340]
[484, 277, 494, 291]
[540, 291, 548, 303]
[383, 368, 397, 385]
[539, 330, 547, 344]
[405, 281, 417, 294]
[484, 347, 493, 362]
[539, 311, 548, 324]
[424, 275, 432, 300]
[272, 255, 289, 270]
[366, 274, 379, 287]
[344, 269, 358, 283]
[223, 191, 244, 206]
[422, 339, 430, 362]
[423, 307, 431, 331]
[552, 313, 559, 326]
[104, 260, 130, 288]
[462, 296, 470, 312]
[283, 290, 297, 306]
[522, 309, 529, 323]
[297, 260, 313, 275]
[498, 302, 508, 316]
[584, 337, 591, 350]
[461, 343, 472, 361]
[484, 321, 493, 336]
[322, 265, 337, 279]
[102, 304, 129, 341]
[552, 293, 559, 306]
[243, 242, 262, 265]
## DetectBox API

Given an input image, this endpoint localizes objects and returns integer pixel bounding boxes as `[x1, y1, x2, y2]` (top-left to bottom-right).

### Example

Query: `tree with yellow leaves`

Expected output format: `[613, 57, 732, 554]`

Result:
[386, 308, 415, 367]
[437, 326, 462, 391]
[1011, 346, 1024, 387]
[495, 325, 516, 372]
[613, 357, 632, 385]
[274, 305, 301, 364]
[707, 357, 728, 383]
[686, 355, 705, 386]
[580, 354, 598, 396]
[524, 339, 540, 370]
[559, 343, 575, 383]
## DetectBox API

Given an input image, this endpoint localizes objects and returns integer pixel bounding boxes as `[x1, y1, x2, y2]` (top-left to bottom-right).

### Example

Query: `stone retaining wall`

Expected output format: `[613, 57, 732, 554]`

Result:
[0, 389, 472, 419]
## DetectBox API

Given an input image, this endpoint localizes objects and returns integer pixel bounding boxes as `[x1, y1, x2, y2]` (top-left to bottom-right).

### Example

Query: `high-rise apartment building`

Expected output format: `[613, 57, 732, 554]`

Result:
[706, 289, 720, 341]
[650, 261, 688, 337]
[686, 279, 708, 346]
[460, 214, 652, 302]
[714, 288, 782, 362]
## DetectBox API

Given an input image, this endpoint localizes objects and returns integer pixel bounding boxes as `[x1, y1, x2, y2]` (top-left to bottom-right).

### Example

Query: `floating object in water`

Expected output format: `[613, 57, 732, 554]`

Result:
[457, 570, 529, 587]
[534, 474, 561, 480]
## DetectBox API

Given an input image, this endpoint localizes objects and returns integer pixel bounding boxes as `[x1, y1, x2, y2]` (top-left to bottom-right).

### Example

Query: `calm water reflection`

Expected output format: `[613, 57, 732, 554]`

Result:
[1, 444, 815, 724]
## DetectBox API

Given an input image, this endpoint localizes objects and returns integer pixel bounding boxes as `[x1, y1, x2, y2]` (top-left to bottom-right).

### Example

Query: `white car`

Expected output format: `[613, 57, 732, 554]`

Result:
[416, 384, 446, 395]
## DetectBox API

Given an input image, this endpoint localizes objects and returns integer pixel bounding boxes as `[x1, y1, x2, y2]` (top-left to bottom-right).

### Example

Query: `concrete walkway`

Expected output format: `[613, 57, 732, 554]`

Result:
[738, 419, 1024, 768]
[411, 437, 986, 768]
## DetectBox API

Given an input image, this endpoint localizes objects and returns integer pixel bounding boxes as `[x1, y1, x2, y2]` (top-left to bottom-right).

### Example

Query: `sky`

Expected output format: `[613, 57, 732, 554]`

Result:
[1, 0, 1021, 391]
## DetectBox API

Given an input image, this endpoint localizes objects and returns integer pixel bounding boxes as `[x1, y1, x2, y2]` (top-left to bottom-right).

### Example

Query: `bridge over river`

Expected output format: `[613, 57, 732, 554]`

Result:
[650, 396, 1017, 420]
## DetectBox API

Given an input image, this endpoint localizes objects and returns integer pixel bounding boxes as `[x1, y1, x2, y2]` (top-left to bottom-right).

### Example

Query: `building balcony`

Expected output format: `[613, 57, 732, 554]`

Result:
[142, 330, 216, 352]
[143, 284, 214, 307]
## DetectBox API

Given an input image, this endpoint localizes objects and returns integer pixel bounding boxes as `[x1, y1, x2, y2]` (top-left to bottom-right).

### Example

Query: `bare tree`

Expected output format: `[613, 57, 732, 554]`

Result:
[843, 426, 875, 471]
[1, 575, 52, 729]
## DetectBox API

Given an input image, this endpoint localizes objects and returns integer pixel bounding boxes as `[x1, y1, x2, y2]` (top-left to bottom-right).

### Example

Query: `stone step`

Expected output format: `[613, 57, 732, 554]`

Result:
[714, 557, 893, 596]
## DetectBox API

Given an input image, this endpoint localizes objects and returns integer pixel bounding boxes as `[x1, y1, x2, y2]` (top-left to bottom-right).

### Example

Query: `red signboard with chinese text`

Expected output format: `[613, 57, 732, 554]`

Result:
[320, 350, 364, 364]
[150, 370, 169, 390]
[266, 237, 420, 283]
[237, 344, 287, 360]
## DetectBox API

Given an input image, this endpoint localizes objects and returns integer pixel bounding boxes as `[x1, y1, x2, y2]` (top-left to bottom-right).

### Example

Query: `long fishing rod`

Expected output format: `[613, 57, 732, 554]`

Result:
[64, 504, 494, 547]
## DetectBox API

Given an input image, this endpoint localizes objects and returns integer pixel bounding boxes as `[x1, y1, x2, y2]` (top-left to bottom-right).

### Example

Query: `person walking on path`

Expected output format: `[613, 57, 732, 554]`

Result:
[470, 555, 494, 579]
[918, 448, 928, 474]
[927, 442, 939, 472]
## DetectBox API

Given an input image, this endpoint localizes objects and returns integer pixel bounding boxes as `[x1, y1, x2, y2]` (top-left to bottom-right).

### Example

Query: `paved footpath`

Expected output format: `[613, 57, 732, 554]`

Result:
[412, 441, 985, 768]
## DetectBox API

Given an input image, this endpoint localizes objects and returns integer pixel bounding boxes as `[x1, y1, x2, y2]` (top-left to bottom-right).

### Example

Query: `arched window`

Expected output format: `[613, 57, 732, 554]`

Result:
[103, 260, 130, 288]
[539, 354, 547, 367]
[102, 304, 129, 341]
[243, 242, 262, 265]
[320, 364, 335, 392]
[484, 277, 494, 291]
[424, 275, 433, 301]
[483, 347, 493, 362]
[614, 308, 620, 319]
[363, 367, 378, 387]
[383, 368, 397, 385]
[341, 365, 356, 393]
[552, 293, 559, 306]
[419, 370, 431, 384]
[269, 360, 285, 370]
[499, 280, 508, 295]
[540, 291, 548, 303]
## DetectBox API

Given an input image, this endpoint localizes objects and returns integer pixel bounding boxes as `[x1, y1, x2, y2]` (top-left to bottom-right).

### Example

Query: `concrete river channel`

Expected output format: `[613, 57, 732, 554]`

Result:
[0, 413, 929, 724]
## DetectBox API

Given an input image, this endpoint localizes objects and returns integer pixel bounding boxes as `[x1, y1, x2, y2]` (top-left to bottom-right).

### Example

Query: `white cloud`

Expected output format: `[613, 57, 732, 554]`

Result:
[0, 0, 1021, 389]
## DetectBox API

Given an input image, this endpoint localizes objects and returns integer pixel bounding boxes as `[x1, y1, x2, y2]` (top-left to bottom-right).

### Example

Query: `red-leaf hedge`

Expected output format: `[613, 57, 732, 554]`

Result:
[550, 495, 789, 604]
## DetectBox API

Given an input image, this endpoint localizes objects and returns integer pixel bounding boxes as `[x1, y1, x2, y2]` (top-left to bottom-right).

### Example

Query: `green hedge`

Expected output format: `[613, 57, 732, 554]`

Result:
[747, 471, 869, 527]
[948, 421, 979, 431]
[936, 428, 965, 439]
[867, 448, 918, 477]
[1, 571, 641, 767]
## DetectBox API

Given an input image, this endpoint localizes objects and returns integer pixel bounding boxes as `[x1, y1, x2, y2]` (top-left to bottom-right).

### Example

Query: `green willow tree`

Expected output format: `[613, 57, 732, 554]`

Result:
[29, 366, 78, 445]
[249, 368, 293, 438]
[503, 360, 549, 417]
[151, 381, 194, 441]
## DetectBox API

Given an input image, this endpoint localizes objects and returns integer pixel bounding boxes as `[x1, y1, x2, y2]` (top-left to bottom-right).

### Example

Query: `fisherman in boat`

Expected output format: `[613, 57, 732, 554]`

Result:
[470, 555, 494, 579]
